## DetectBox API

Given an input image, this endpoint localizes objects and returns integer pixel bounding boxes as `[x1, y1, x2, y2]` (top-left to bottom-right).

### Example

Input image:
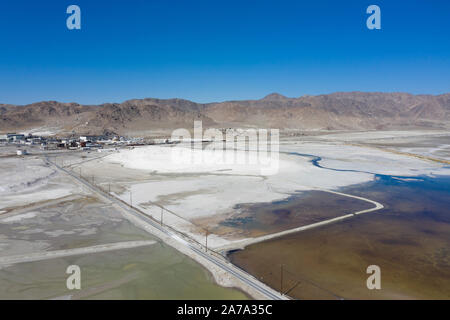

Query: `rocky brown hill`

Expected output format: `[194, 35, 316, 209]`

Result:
[205, 92, 450, 131]
[1, 92, 449, 135]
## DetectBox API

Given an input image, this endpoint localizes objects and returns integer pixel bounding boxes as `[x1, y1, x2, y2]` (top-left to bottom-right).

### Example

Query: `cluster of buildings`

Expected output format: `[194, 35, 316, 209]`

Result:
[0, 133, 29, 143]
[1, 132, 174, 157]
[0, 133, 133, 151]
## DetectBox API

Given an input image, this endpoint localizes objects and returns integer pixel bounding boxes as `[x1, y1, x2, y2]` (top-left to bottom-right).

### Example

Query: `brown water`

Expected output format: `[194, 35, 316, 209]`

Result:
[229, 175, 450, 299]
[194, 190, 372, 239]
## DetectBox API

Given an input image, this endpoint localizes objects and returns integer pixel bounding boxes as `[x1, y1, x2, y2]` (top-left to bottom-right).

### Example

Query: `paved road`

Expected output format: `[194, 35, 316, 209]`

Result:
[45, 155, 284, 300]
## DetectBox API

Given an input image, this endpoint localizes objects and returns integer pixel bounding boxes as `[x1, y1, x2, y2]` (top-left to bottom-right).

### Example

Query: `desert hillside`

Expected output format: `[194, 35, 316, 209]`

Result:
[1, 92, 449, 135]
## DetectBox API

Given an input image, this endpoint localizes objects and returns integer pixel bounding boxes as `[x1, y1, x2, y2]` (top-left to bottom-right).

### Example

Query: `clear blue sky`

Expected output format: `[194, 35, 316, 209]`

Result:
[0, 0, 449, 105]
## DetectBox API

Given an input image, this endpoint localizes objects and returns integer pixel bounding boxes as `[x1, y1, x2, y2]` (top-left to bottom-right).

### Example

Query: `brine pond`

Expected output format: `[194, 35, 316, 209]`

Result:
[229, 174, 450, 299]
[0, 241, 249, 300]
[0, 197, 248, 300]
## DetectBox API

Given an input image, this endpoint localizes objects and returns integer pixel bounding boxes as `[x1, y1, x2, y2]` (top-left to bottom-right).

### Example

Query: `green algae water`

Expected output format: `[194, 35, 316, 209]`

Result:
[0, 242, 248, 300]
[0, 196, 248, 299]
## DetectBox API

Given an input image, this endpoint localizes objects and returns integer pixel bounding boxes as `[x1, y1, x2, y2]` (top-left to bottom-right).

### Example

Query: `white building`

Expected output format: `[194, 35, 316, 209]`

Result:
[80, 136, 97, 142]
[8, 133, 25, 142]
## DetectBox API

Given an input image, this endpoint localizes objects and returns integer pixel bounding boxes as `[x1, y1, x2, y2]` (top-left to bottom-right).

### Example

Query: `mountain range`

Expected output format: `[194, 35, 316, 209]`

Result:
[1, 92, 449, 136]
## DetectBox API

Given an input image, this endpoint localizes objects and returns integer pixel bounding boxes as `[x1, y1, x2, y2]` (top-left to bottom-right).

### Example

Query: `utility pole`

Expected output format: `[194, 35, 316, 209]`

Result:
[280, 264, 284, 295]
[79, 167, 81, 178]
[130, 190, 132, 207]
[161, 207, 163, 225]
[205, 229, 209, 252]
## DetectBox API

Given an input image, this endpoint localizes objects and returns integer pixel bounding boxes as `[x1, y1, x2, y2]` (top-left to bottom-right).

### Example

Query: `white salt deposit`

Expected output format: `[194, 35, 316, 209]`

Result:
[1, 212, 37, 223]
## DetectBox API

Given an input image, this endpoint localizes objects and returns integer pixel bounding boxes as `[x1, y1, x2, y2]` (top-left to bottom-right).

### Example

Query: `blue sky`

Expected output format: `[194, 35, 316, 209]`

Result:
[0, 0, 449, 104]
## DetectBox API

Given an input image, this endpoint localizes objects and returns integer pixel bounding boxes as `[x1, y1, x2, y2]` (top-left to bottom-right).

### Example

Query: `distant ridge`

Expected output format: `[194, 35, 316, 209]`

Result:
[262, 93, 289, 101]
[1, 92, 449, 135]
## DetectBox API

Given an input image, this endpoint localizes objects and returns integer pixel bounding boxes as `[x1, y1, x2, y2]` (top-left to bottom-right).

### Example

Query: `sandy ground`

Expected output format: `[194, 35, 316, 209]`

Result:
[19, 126, 62, 137]
[0, 154, 87, 211]
[308, 130, 450, 161]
